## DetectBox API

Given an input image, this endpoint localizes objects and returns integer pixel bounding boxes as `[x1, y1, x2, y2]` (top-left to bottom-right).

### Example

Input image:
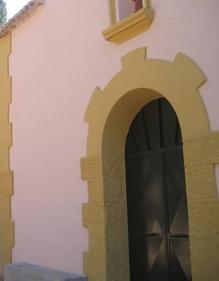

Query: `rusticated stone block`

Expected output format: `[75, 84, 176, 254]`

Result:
[190, 232, 219, 281]
[82, 202, 105, 227]
[81, 158, 102, 181]
[188, 198, 219, 233]
[4, 263, 86, 281]
[183, 136, 211, 167]
[83, 250, 106, 281]
[185, 164, 216, 200]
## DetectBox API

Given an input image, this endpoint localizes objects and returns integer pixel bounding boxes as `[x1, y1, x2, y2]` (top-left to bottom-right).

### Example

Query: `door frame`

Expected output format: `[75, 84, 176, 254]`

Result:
[81, 48, 219, 281]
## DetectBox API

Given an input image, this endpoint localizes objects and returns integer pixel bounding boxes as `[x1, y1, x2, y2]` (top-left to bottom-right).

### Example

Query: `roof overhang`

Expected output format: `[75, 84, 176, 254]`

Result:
[0, 0, 45, 38]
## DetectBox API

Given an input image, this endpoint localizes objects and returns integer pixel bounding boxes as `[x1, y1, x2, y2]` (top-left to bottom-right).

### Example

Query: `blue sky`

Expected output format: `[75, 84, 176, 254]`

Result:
[5, 0, 29, 19]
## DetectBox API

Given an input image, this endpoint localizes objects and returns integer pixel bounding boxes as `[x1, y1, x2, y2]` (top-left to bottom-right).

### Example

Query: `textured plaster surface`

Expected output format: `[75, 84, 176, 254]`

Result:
[216, 165, 219, 196]
[184, 133, 219, 281]
[0, 33, 14, 276]
[82, 48, 219, 281]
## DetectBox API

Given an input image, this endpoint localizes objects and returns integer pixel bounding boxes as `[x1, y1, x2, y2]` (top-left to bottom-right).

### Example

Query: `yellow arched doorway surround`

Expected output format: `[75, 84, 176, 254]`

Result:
[81, 48, 219, 281]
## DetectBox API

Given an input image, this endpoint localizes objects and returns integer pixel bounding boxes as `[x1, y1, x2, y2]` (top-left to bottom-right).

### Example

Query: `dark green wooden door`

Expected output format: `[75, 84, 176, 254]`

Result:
[125, 98, 192, 281]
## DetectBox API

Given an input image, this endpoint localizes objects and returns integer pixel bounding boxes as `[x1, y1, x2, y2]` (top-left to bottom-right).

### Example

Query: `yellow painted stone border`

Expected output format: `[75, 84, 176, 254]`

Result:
[102, 8, 154, 44]
[81, 48, 219, 281]
[0, 33, 14, 276]
[108, 0, 117, 25]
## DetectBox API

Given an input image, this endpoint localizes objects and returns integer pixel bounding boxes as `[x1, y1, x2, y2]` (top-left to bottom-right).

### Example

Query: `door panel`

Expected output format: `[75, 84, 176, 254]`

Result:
[125, 98, 192, 281]
[148, 240, 169, 281]
[171, 239, 192, 281]
[126, 152, 168, 281]
[165, 149, 189, 236]
[141, 100, 161, 150]
[126, 153, 165, 235]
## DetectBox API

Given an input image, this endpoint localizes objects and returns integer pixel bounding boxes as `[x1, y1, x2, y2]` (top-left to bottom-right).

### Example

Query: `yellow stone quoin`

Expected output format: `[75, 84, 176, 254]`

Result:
[81, 48, 219, 281]
[0, 33, 14, 276]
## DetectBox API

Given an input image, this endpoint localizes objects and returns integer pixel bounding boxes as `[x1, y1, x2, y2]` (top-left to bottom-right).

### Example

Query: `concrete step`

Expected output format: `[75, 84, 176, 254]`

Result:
[4, 263, 87, 281]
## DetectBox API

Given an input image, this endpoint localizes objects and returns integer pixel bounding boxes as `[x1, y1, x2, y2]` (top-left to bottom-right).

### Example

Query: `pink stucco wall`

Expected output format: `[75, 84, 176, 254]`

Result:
[10, 0, 219, 274]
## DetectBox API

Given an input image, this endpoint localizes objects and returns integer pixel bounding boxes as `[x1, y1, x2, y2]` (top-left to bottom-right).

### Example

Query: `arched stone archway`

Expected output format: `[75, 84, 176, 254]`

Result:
[81, 48, 219, 281]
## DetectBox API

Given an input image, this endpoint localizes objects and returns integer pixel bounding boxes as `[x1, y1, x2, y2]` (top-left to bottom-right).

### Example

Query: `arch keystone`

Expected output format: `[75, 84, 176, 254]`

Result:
[121, 47, 147, 69]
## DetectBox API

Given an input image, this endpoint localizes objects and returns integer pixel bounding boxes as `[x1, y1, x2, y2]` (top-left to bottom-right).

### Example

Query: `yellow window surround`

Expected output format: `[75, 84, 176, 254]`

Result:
[103, 0, 154, 44]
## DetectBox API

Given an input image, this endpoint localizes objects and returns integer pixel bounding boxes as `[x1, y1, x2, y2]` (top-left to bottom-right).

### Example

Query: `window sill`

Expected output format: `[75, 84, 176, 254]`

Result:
[102, 8, 154, 44]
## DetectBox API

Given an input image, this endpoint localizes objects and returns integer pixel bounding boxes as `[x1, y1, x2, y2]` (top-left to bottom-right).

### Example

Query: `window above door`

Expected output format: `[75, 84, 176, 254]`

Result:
[114, 0, 145, 22]
[102, 0, 154, 44]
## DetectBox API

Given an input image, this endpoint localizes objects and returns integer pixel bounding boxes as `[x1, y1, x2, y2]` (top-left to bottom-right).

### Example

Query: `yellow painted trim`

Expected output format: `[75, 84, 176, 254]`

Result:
[103, 8, 154, 44]
[108, 0, 117, 25]
[0, 33, 14, 276]
[82, 48, 219, 281]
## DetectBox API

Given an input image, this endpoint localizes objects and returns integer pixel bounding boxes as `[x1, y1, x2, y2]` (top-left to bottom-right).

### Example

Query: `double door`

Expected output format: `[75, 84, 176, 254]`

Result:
[125, 98, 192, 281]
